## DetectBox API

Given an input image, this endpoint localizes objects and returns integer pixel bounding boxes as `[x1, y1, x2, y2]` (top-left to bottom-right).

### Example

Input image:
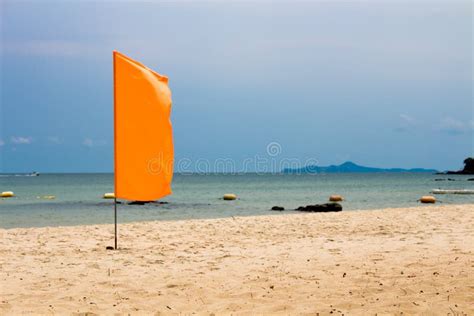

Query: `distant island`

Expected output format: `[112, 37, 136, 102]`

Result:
[282, 161, 438, 174]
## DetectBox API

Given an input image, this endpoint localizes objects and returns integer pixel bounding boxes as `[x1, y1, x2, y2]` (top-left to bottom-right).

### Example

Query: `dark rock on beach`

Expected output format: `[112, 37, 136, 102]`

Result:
[468, 178, 474, 181]
[295, 203, 342, 213]
[271, 206, 285, 211]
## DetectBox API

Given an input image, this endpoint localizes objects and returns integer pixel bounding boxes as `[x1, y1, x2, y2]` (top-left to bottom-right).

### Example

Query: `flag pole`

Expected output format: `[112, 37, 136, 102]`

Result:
[114, 197, 118, 249]
[113, 50, 118, 250]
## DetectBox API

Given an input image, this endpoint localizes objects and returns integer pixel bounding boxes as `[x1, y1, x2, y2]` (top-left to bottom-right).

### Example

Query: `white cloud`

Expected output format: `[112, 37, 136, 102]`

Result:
[82, 138, 94, 147]
[47, 136, 63, 144]
[10, 136, 33, 144]
[399, 114, 415, 124]
[0, 139, 4, 146]
[439, 117, 469, 135]
[82, 138, 106, 147]
[394, 113, 417, 132]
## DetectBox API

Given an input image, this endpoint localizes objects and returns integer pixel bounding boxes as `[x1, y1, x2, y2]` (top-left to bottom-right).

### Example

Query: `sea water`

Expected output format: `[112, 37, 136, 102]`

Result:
[0, 173, 473, 228]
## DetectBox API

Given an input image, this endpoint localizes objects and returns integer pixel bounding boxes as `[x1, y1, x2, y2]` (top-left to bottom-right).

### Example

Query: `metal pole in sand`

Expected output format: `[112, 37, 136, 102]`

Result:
[114, 197, 118, 249]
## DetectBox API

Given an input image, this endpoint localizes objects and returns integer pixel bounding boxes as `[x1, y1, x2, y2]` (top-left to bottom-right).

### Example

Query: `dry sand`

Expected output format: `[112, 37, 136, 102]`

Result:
[1, 204, 473, 315]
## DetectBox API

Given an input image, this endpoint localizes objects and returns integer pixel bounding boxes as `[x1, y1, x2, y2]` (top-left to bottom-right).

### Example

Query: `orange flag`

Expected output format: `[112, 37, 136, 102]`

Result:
[113, 51, 173, 201]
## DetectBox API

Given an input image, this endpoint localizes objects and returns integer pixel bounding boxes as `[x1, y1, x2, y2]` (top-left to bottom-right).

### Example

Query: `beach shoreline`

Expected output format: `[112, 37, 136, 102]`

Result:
[1, 204, 473, 314]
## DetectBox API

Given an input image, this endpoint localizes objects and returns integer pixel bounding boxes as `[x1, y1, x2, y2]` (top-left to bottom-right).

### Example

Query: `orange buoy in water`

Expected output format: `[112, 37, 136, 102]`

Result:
[223, 194, 237, 201]
[420, 196, 436, 204]
[1, 191, 14, 198]
[103, 193, 115, 199]
[329, 195, 343, 202]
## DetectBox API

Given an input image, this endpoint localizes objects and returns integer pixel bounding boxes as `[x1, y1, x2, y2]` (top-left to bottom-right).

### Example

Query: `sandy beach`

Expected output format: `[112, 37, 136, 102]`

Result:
[1, 204, 473, 315]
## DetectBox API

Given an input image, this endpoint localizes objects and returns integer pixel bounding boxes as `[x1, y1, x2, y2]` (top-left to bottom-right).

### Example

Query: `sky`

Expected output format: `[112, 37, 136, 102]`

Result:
[0, 0, 472, 173]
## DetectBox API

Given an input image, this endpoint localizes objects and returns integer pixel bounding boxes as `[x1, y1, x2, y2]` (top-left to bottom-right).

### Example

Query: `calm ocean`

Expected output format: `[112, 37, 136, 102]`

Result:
[1, 173, 473, 228]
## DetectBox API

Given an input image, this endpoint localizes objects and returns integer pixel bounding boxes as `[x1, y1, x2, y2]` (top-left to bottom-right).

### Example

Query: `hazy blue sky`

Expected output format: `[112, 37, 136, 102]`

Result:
[0, 1, 472, 172]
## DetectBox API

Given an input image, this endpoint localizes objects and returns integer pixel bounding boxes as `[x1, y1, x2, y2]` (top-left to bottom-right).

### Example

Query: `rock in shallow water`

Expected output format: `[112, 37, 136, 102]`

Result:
[128, 201, 151, 205]
[127, 201, 168, 205]
[295, 203, 342, 212]
[271, 206, 285, 211]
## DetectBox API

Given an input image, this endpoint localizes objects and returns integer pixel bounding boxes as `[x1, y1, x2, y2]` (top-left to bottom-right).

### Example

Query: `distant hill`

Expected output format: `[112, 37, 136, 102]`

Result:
[282, 161, 437, 174]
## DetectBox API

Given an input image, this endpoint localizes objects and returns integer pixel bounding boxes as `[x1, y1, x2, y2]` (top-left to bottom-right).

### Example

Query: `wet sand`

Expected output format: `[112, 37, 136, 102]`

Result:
[1, 204, 473, 315]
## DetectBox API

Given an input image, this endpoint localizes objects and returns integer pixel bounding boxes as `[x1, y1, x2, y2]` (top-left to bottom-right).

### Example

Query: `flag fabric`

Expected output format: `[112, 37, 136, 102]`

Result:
[113, 51, 173, 201]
